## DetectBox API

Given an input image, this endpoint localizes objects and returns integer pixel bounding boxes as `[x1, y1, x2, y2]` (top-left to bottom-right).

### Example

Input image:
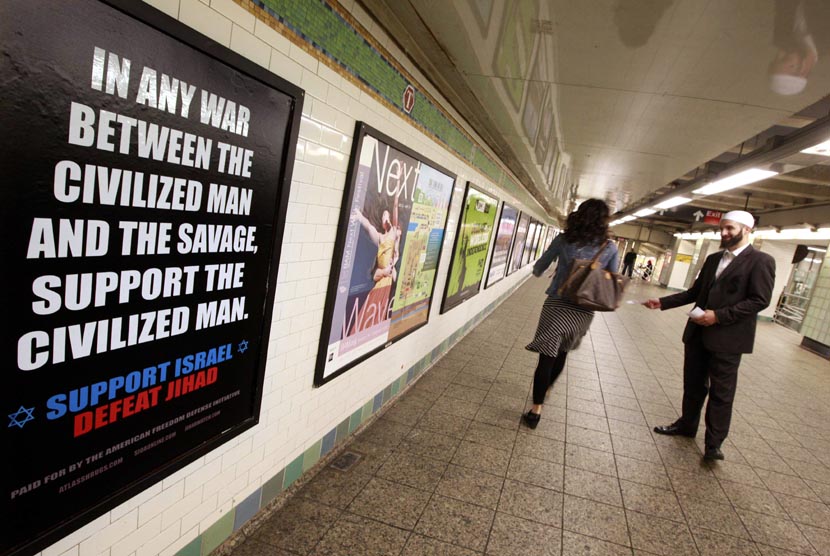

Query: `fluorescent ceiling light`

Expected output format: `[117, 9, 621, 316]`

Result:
[608, 220, 622, 226]
[693, 168, 778, 195]
[807, 246, 827, 252]
[621, 215, 637, 222]
[634, 208, 657, 217]
[653, 196, 692, 209]
[676, 231, 720, 240]
[801, 139, 830, 156]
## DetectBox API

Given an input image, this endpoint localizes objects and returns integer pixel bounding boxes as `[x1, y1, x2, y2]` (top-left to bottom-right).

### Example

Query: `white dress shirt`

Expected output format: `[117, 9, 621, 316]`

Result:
[715, 243, 750, 279]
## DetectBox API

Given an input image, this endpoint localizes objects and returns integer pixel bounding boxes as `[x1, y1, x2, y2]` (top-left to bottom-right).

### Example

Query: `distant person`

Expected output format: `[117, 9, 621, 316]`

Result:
[642, 259, 654, 281]
[644, 211, 775, 461]
[622, 250, 637, 277]
[523, 199, 619, 429]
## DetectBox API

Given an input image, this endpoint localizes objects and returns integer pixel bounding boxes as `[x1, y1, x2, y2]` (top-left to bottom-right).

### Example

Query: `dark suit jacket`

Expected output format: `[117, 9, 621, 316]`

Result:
[659, 245, 775, 354]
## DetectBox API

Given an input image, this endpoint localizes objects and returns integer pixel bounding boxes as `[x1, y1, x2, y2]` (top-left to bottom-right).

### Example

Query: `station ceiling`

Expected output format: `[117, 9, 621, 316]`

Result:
[359, 0, 830, 232]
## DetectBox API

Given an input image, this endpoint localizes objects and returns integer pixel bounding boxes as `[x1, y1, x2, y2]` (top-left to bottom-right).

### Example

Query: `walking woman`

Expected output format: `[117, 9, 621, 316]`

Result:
[523, 199, 618, 429]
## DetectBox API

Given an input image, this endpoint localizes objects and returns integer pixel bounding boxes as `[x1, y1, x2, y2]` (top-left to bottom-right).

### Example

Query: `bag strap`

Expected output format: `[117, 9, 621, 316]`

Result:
[558, 240, 611, 293]
[589, 240, 611, 269]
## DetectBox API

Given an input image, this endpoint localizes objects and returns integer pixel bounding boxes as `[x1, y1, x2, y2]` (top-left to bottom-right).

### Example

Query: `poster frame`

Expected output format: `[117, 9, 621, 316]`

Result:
[313, 122, 457, 386]
[530, 219, 544, 260]
[440, 182, 499, 314]
[535, 223, 548, 259]
[522, 219, 538, 266]
[484, 202, 519, 289]
[506, 211, 529, 276]
[2, 1, 304, 555]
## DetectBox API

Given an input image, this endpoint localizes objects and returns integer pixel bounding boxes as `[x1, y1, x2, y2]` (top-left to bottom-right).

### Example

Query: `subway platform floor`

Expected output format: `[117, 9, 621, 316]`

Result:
[231, 277, 830, 556]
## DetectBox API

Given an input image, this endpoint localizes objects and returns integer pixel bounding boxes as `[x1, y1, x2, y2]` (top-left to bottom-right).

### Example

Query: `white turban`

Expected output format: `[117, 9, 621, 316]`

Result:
[721, 210, 755, 229]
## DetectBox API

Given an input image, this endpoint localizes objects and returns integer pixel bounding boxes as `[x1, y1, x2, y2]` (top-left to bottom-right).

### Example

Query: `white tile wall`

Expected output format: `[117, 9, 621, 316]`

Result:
[229, 24, 270, 68]
[754, 240, 796, 319]
[38, 2, 542, 556]
[209, 0, 255, 32]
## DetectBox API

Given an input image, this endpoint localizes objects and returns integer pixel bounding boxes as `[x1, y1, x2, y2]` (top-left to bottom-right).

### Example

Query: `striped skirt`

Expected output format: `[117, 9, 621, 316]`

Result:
[525, 296, 594, 358]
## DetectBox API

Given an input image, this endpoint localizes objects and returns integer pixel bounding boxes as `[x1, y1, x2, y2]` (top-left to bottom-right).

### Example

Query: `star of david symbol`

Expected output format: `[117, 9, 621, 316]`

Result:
[8, 406, 35, 428]
[238, 340, 249, 354]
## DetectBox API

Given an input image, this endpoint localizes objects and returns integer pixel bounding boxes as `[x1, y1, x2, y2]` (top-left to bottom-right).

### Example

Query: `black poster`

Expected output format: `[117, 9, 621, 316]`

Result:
[0, 2, 303, 555]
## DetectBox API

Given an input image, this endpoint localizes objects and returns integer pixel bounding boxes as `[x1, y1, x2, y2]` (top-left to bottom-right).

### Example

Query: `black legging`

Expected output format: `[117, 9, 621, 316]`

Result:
[532, 351, 568, 405]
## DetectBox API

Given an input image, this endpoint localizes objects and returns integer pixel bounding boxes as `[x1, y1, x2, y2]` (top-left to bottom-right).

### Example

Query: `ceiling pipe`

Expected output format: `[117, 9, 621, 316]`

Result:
[613, 113, 830, 219]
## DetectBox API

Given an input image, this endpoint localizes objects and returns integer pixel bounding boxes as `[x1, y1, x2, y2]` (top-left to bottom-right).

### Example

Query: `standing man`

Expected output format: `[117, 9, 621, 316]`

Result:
[644, 211, 775, 461]
[622, 250, 637, 277]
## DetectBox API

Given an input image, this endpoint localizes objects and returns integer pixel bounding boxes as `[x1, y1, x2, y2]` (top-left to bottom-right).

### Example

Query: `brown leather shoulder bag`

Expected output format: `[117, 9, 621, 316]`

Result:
[557, 241, 628, 311]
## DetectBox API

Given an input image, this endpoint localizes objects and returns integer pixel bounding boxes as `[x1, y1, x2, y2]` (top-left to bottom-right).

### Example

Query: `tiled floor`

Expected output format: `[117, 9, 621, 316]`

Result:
[232, 277, 830, 556]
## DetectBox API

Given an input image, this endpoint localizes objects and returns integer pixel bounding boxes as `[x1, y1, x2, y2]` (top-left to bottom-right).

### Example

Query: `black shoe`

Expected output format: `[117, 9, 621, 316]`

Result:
[523, 411, 540, 430]
[704, 446, 724, 461]
[653, 422, 696, 438]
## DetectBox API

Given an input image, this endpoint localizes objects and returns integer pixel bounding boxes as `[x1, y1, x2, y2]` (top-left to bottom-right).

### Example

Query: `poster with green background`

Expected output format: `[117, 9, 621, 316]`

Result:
[441, 184, 498, 312]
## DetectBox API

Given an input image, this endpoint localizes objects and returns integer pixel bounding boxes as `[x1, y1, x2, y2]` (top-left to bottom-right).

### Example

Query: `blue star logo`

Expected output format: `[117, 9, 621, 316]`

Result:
[8, 406, 35, 428]
[238, 340, 249, 354]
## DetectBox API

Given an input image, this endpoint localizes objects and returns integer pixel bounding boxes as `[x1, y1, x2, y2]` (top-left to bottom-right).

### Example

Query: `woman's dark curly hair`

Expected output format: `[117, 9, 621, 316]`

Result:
[563, 199, 610, 245]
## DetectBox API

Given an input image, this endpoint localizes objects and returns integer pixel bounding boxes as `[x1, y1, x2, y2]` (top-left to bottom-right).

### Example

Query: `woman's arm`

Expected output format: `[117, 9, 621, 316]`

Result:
[353, 208, 381, 245]
[532, 234, 562, 276]
[604, 244, 619, 273]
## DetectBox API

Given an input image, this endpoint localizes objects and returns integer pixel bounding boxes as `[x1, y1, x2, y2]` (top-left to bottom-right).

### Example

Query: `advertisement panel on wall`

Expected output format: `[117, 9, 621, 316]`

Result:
[0, 2, 303, 555]
[316, 123, 456, 385]
[545, 226, 557, 250]
[441, 185, 499, 312]
[534, 223, 547, 259]
[485, 203, 518, 288]
[508, 213, 530, 274]
[523, 220, 539, 266]
[530, 221, 544, 260]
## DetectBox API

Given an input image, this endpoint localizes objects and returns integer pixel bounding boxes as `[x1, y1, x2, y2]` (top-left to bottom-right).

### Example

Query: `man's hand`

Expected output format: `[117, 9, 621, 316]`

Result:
[643, 298, 661, 309]
[691, 309, 718, 327]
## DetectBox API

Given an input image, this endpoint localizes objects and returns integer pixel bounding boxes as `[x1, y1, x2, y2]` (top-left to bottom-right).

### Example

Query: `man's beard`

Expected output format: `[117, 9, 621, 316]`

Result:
[720, 230, 743, 249]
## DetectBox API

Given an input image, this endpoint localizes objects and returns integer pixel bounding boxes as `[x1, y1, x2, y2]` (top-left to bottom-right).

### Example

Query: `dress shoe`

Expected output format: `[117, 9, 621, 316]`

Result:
[704, 446, 724, 461]
[653, 422, 696, 438]
[523, 410, 540, 430]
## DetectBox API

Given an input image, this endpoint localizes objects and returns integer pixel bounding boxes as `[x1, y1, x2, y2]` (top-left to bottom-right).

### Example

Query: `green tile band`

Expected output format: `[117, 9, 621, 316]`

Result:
[282, 455, 304, 488]
[177, 537, 201, 556]
[261, 469, 284, 504]
[252, 0, 542, 214]
[200, 512, 235, 556]
[302, 440, 322, 472]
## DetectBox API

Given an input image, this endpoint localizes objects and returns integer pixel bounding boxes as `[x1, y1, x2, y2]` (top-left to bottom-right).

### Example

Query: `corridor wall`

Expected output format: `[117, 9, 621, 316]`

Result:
[28, 2, 550, 556]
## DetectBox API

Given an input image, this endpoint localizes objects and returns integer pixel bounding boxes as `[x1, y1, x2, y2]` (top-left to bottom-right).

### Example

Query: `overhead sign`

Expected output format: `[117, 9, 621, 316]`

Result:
[704, 210, 723, 225]
[1, 1, 302, 555]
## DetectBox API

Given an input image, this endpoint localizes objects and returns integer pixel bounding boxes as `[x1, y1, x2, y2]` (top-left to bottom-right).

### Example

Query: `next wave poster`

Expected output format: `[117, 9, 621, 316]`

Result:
[316, 124, 455, 384]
